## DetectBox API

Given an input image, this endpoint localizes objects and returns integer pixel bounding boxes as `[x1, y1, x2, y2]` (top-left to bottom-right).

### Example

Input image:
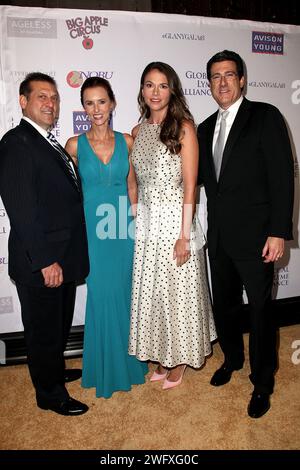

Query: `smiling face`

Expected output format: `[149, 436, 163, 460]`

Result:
[19, 80, 59, 130]
[82, 86, 114, 127]
[142, 69, 171, 119]
[209, 60, 244, 110]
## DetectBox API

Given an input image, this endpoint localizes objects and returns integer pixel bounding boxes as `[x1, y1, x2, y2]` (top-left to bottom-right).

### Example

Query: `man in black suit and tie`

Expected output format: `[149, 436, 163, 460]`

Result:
[0, 73, 90, 415]
[197, 51, 294, 418]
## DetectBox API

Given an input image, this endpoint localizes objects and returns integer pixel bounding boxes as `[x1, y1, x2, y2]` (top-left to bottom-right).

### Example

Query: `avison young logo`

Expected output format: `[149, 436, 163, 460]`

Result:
[66, 70, 114, 88]
[65, 15, 108, 50]
[73, 111, 113, 135]
[73, 111, 91, 135]
[252, 31, 284, 55]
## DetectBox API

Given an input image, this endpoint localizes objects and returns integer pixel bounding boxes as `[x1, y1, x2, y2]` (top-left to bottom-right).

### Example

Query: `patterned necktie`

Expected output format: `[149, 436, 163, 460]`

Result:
[213, 110, 229, 180]
[47, 132, 79, 191]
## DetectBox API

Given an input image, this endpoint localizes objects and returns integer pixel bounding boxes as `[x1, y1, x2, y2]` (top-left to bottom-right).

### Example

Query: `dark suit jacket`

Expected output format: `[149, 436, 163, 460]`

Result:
[0, 119, 89, 286]
[197, 98, 294, 259]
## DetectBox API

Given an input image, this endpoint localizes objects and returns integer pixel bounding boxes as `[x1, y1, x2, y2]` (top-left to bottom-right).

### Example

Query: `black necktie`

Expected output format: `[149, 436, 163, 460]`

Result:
[47, 132, 79, 191]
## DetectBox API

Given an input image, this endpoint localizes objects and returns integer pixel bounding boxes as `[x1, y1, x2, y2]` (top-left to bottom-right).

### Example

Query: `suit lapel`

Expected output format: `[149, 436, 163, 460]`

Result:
[51, 139, 82, 193]
[20, 119, 81, 195]
[50, 143, 83, 196]
[206, 112, 218, 183]
[219, 98, 252, 180]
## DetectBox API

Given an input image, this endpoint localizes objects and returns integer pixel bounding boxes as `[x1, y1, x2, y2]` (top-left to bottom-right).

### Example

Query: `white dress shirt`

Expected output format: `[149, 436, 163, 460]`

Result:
[212, 95, 244, 154]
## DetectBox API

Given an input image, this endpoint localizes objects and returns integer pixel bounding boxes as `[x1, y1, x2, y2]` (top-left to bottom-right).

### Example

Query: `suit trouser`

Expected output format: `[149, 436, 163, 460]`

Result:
[209, 243, 277, 395]
[16, 281, 76, 404]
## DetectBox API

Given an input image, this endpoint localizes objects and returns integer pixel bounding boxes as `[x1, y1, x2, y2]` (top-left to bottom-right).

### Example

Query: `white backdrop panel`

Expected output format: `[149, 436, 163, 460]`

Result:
[0, 7, 299, 332]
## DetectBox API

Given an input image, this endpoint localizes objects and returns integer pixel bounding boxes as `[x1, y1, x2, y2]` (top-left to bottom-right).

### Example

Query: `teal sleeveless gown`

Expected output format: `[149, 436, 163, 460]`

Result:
[77, 132, 147, 398]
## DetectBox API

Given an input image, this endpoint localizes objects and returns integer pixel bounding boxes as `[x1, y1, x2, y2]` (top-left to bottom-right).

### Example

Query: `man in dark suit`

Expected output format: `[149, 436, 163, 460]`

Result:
[197, 51, 294, 418]
[0, 73, 90, 415]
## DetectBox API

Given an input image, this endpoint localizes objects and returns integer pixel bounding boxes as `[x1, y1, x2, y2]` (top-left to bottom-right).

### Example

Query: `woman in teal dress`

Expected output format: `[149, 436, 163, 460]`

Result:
[65, 77, 147, 398]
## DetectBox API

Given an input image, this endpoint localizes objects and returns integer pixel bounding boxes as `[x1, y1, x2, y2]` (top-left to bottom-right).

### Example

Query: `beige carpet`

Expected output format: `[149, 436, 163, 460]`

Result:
[0, 324, 299, 450]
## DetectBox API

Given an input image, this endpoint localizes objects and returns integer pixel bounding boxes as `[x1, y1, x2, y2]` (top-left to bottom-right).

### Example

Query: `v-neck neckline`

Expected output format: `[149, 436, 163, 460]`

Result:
[84, 131, 116, 166]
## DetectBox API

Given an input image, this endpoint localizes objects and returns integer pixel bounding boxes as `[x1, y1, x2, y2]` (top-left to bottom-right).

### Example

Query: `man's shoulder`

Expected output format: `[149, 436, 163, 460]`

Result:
[197, 111, 218, 133]
[0, 124, 22, 147]
[1, 120, 42, 147]
[243, 98, 281, 116]
[1, 120, 27, 139]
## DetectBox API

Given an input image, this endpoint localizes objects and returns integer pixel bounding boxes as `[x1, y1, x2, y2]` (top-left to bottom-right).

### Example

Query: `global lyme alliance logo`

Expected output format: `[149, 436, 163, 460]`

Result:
[273, 266, 289, 287]
[0, 256, 8, 275]
[252, 31, 284, 55]
[184, 70, 211, 97]
[0, 208, 7, 236]
[65, 15, 109, 50]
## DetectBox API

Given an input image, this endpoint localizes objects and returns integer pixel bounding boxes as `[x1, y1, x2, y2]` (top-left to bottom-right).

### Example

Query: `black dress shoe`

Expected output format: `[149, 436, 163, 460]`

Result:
[248, 392, 270, 418]
[210, 364, 241, 386]
[64, 368, 82, 383]
[37, 397, 89, 416]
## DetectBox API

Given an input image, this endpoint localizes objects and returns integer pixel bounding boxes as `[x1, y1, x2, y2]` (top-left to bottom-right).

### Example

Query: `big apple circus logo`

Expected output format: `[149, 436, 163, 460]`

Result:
[65, 16, 108, 50]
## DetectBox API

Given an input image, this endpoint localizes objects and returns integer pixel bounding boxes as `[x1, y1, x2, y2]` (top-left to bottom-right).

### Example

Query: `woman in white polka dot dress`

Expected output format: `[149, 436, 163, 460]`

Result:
[128, 62, 217, 389]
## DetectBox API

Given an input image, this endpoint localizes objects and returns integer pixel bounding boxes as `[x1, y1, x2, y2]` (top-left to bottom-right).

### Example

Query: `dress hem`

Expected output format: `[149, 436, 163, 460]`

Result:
[81, 379, 146, 399]
[128, 349, 214, 369]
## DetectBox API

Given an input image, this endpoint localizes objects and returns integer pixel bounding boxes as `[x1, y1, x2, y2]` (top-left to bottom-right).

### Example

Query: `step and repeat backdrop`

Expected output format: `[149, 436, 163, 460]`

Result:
[0, 6, 299, 333]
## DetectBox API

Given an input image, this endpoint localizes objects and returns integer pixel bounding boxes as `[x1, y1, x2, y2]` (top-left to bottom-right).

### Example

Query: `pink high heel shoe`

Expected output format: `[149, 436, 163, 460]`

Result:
[162, 365, 187, 390]
[150, 368, 168, 382]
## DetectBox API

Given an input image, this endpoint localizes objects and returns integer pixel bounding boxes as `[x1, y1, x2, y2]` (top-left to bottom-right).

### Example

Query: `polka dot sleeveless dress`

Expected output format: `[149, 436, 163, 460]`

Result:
[128, 122, 217, 368]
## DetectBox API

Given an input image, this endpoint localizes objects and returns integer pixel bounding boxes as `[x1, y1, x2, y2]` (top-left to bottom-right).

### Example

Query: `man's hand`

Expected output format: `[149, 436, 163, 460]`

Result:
[262, 237, 284, 263]
[41, 262, 63, 287]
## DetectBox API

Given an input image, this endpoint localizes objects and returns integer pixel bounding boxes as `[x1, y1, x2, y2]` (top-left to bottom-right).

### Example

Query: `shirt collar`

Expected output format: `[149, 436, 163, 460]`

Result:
[218, 95, 243, 116]
[22, 116, 49, 138]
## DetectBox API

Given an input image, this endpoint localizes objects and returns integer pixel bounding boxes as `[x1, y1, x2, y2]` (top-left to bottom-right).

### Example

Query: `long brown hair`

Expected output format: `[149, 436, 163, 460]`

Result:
[138, 62, 194, 154]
